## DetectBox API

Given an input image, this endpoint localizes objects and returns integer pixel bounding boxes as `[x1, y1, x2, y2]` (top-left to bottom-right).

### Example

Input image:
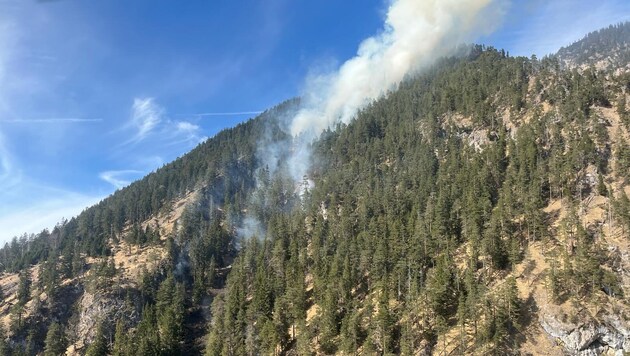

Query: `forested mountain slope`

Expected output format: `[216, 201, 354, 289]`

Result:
[558, 21, 630, 70]
[2, 24, 630, 356]
[206, 31, 630, 355]
[0, 99, 299, 354]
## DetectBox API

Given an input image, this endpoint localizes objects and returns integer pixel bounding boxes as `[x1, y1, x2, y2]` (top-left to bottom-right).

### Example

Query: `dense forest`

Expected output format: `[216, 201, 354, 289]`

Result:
[1, 23, 630, 356]
[558, 22, 630, 68]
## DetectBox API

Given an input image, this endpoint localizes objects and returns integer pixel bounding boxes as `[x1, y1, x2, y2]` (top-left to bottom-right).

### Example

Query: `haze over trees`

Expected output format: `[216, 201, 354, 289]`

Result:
[0, 22, 629, 356]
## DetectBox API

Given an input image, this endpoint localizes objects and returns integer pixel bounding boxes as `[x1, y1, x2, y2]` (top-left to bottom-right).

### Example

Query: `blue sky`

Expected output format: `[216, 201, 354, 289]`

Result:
[0, 0, 628, 242]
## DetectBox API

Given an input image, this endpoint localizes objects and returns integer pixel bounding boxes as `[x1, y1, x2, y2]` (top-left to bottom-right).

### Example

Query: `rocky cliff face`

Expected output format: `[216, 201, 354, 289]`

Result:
[68, 289, 138, 353]
[540, 313, 629, 355]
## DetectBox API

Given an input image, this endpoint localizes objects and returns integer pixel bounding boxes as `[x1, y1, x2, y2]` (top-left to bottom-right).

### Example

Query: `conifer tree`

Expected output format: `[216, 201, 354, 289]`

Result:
[85, 322, 108, 356]
[16, 270, 31, 307]
[25, 329, 37, 356]
[112, 319, 127, 356]
[0, 323, 7, 356]
[44, 322, 66, 356]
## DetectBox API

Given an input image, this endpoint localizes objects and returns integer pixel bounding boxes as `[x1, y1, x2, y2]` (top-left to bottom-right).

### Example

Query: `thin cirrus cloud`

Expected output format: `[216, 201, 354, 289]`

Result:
[127, 97, 163, 144]
[103, 97, 208, 190]
[99, 170, 143, 190]
[123, 97, 206, 146]
[170, 120, 207, 146]
[0, 132, 16, 189]
[193, 111, 263, 117]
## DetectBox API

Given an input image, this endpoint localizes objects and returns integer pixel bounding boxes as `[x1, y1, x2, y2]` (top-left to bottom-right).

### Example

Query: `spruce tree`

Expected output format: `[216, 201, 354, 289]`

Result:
[44, 322, 66, 356]
[0, 323, 8, 356]
[85, 322, 108, 356]
[112, 319, 127, 356]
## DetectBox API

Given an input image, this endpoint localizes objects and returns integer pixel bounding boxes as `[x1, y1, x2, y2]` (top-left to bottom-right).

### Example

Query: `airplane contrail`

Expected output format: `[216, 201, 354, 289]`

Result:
[193, 111, 263, 117]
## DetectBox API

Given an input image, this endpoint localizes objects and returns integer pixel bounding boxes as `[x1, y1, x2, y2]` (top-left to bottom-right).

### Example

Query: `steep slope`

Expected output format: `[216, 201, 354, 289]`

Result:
[0, 99, 299, 355]
[206, 43, 630, 355]
[558, 21, 630, 70]
[2, 25, 630, 356]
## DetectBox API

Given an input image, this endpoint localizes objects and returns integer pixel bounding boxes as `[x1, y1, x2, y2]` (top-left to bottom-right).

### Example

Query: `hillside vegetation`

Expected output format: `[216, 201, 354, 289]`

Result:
[1, 23, 630, 356]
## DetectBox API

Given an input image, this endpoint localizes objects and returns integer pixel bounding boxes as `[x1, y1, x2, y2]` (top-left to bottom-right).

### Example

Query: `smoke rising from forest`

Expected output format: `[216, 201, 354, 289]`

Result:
[284, 0, 506, 180]
[242, 0, 507, 240]
[291, 0, 504, 138]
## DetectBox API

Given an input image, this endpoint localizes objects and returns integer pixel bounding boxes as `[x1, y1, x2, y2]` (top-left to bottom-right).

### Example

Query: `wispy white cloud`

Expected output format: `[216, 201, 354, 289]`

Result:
[112, 98, 206, 182]
[121, 97, 206, 148]
[0, 19, 21, 195]
[0, 2, 263, 242]
[128, 97, 163, 143]
[0, 131, 18, 190]
[172, 120, 207, 145]
[99, 169, 143, 189]
[175, 121, 199, 133]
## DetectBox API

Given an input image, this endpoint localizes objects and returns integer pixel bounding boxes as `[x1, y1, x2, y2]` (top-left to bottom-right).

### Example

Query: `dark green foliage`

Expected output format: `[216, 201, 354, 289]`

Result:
[112, 319, 127, 356]
[25, 330, 37, 356]
[43, 322, 66, 356]
[135, 304, 160, 356]
[16, 270, 31, 307]
[545, 206, 616, 302]
[3, 26, 630, 356]
[85, 322, 109, 356]
[598, 174, 608, 196]
[616, 135, 630, 182]
[202, 45, 625, 354]
[156, 275, 186, 355]
[426, 255, 457, 318]
[0, 99, 299, 272]
[557, 22, 630, 68]
[613, 192, 630, 235]
[0, 323, 8, 356]
[9, 270, 32, 336]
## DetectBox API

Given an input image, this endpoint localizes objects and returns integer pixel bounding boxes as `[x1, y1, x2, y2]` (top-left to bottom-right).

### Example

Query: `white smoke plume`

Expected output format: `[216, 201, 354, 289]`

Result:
[292, 0, 505, 138]
[242, 0, 506, 240]
[282, 0, 507, 184]
[236, 216, 266, 241]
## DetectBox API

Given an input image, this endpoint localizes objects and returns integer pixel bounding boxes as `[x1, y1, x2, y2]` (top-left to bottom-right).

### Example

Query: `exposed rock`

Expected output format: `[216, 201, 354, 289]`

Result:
[540, 313, 630, 355]
[467, 129, 489, 152]
[457, 128, 490, 152]
[69, 288, 137, 353]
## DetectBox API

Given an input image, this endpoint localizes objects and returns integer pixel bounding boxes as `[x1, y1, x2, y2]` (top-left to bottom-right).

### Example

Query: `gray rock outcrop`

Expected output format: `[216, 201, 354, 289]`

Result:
[540, 313, 630, 355]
